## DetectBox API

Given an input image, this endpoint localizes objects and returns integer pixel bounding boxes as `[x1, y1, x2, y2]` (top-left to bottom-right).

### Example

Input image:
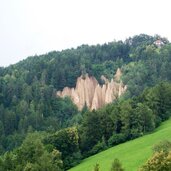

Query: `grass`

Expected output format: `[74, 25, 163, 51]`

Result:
[69, 119, 171, 171]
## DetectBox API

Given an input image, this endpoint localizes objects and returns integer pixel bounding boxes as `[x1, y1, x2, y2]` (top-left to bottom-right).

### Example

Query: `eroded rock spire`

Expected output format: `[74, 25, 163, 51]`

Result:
[57, 68, 126, 110]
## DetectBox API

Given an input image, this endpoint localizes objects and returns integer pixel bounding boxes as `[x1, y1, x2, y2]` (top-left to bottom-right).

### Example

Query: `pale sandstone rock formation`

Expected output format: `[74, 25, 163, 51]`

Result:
[57, 68, 127, 110]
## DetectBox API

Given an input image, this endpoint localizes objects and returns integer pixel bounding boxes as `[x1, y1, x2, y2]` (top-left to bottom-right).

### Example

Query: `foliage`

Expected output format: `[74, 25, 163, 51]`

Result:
[93, 163, 100, 171]
[153, 140, 171, 154]
[1, 34, 171, 169]
[44, 127, 81, 169]
[110, 158, 124, 171]
[139, 150, 171, 171]
[79, 82, 171, 157]
[108, 133, 125, 147]
[79, 109, 114, 155]
[0, 133, 63, 171]
[139, 140, 171, 171]
[0, 35, 131, 154]
[89, 137, 107, 155]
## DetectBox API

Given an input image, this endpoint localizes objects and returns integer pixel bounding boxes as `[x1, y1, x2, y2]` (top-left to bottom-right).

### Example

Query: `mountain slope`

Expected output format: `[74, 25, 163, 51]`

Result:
[69, 118, 171, 171]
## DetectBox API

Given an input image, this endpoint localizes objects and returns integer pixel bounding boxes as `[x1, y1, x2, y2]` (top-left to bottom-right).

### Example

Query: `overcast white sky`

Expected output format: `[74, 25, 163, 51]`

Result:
[0, 0, 171, 67]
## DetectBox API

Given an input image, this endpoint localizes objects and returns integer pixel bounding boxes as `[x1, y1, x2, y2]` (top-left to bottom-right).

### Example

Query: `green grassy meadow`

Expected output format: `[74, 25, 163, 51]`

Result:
[69, 119, 171, 171]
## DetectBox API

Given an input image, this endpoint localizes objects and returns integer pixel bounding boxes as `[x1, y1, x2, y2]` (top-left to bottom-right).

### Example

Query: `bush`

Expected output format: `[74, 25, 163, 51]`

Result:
[140, 140, 171, 171]
[89, 137, 107, 155]
[139, 150, 171, 171]
[108, 133, 126, 147]
[153, 140, 171, 153]
[110, 158, 124, 171]
[93, 163, 100, 171]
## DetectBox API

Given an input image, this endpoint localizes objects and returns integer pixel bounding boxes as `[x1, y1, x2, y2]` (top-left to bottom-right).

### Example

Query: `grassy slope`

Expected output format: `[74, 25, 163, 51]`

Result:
[69, 119, 171, 171]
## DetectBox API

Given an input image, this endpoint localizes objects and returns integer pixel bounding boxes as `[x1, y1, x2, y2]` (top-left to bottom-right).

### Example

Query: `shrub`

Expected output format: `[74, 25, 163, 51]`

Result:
[110, 158, 124, 171]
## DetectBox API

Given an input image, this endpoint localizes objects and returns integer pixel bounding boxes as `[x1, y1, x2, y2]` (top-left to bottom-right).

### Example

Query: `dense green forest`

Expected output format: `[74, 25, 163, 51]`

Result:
[1, 34, 171, 170]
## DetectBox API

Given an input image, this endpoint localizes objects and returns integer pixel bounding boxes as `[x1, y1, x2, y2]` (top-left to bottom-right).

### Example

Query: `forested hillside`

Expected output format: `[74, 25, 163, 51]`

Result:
[1, 34, 171, 170]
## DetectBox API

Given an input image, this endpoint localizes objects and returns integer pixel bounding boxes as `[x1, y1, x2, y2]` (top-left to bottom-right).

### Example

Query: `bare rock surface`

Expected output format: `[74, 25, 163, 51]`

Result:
[57, 68, 127, 110]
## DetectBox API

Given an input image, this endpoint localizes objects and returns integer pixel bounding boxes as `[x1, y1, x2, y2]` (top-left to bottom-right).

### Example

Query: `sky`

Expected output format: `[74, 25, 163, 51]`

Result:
[0, 0, 171, 67]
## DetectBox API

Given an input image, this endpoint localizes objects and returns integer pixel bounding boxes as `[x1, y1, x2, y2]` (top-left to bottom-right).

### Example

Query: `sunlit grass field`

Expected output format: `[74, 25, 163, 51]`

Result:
[69, 119, 171, 171]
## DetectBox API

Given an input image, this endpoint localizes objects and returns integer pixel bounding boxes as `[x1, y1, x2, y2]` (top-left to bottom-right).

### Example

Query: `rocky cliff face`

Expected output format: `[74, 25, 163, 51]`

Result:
[57, 68, 127, 110]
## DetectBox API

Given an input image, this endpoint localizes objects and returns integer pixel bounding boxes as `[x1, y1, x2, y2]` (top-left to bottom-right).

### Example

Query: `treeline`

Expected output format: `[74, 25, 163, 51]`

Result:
[122, 39, 171, 97]
[0, 34, 132, 153]
[48, 82, 171, 169]
[0, 34, 171, 169]
[1, 82, 171, 170]
[0, 34, 158, 153]
[0, 133, 63, 171]
[79, 82, 171, 156]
